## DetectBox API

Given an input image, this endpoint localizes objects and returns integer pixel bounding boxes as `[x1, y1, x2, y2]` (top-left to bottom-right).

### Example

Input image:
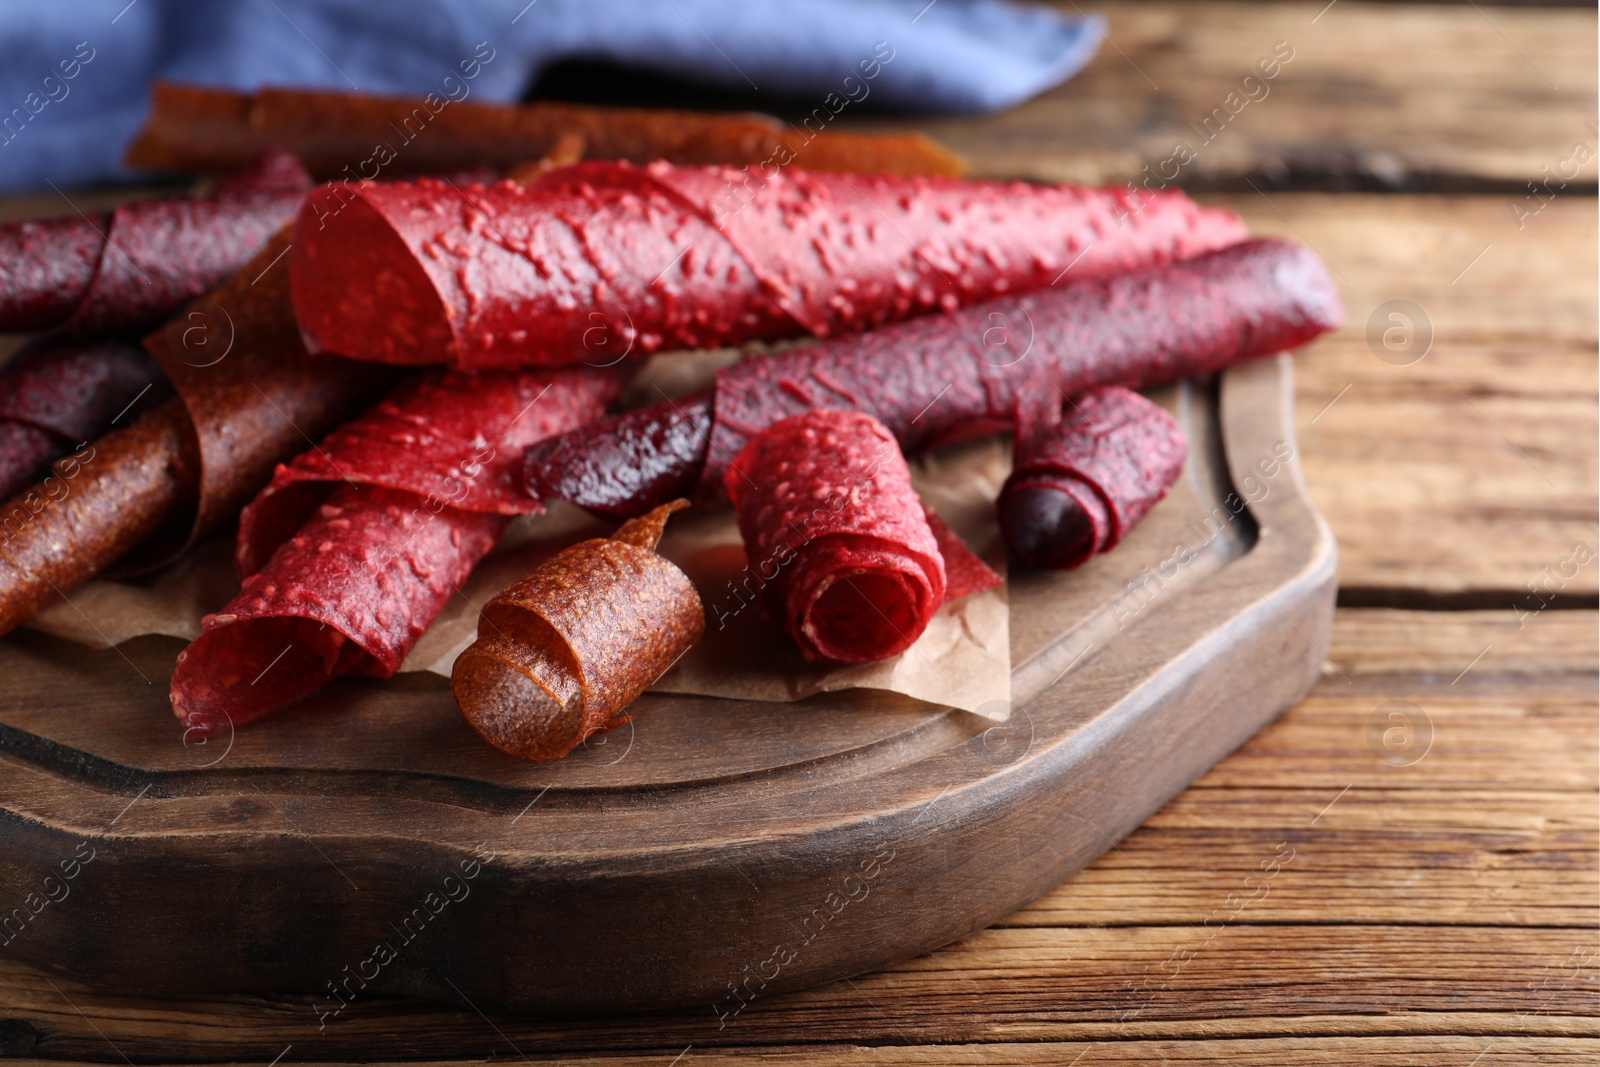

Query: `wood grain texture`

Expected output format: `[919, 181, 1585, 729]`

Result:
[2, 6, 1595, 1063]
[1328, 606, 1597, 676]
[1220, 193, 1598, 601]
[0, 612, 1590, 1062]
[855, 2, 1598, 190]
[1223, 194, 1597, 345]
[0, 358, 1338, 1016]
[5, 1045, 1599, 1067]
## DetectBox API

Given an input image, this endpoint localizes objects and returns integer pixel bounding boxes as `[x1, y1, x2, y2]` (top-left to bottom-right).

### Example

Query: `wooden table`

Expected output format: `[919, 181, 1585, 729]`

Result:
[1, 2, 1595, 1063]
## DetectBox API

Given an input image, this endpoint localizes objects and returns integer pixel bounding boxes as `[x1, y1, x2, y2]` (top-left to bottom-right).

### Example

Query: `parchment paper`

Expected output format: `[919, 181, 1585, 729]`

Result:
[28, 439, 1011, 718]
[28, 348, 1012, 718]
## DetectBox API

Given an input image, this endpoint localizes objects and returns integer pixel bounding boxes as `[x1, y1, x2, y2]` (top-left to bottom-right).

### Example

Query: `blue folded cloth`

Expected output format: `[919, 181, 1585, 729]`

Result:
[0, 0, 1100, 192]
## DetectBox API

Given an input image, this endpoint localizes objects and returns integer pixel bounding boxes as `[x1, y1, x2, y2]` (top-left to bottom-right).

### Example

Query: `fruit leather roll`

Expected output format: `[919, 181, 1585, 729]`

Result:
[290, 160, 1247, 369]
[0, 338, 171, 500]
[453, 501, 704, 762]
[725, 409, 997, 665]
[0, 231, 391, 637]
[0, 148, 312, 336]
[0, 400, 198, 631]
[126, 83, 966, 181]
[1000, 387, 1189, 570]
[169, 366, 620, 733]
[527, 237, 1343, 518]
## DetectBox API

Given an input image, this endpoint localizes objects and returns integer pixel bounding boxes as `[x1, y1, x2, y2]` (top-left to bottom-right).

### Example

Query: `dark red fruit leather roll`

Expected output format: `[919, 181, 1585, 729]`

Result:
[0, 215, 106, 332]
[1000, 387, 1189, 570]
[170, 367, 619, 734]
[0, 338, 170, 500]
[725, 409, 952, 664]
[291, 160, 1247, 370]
[0, 424, 59, 506]
[0, 148, 312, 337]
[527, 237, 1343, 518]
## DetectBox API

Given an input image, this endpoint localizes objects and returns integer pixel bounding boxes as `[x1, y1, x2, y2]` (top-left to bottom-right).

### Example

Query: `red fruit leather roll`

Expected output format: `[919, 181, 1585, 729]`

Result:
[169, 367, 619, 733]
[452, 501, 704, 762]
[725, 410, 951, 664]
[0, 231, 391, 639]
[0, 148, 312, 337]
[528, 237, 1343, 518]
[0, 338, 171, 500]
[1000, 387, 1189, 570]
[290, 159, 1246, 370]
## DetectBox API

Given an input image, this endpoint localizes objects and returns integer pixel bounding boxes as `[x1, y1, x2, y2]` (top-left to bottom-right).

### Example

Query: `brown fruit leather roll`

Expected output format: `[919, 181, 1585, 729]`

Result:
[0, 230, 393, 638]
[0, 400, 198, 635]
[725, 410, 948, 665]
[452, 501, 704, 762]
[124, 83, 967, 181]
[1000, 386, 1189, 571]
[138, 228, 397, 563]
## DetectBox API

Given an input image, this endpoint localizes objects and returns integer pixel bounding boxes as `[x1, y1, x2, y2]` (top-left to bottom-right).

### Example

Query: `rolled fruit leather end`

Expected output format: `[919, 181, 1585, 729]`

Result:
[452, 500, 703, 763]
[451, 629, 589, 762]
[998, 476, 1111, 571]
[725, 410, 946, 665]
[797, 560, 935, 664]
[522, 393, 713, 519]
[288, 185, 453, 366]
[999, 386, 1188, 571]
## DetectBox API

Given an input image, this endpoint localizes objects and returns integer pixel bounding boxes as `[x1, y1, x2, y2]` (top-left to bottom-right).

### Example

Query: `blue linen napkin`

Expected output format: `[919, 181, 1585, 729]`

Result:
[0, 0, 1100, 192]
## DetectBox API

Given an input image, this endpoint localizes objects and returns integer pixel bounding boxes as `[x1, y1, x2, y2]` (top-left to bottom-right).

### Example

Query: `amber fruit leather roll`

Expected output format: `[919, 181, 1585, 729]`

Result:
[290, 160, 1246, 369]
[1001, 386, 1189, 570]
[725, 409, 948, 665]
[0, 400, 197, 632]
[125, 83, 965, 179]
[453, 501, 704, 762]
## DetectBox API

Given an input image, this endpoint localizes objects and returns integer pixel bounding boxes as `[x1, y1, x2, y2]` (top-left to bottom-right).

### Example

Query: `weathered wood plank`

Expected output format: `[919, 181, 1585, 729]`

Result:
[866, 2, 1598, 190]
[1, 928, 1593, 1059]
[1328, 608, 1597, 675]
[1298, 349, 1597, 600]
[7, 1039, 1600, 1066]
[1007, 610, 1598, 928]
[1221, 193, 1596, 346]
[1219, 194, 1598, 598]
[1201, 678, 1596, 790]
[0, 613, 1590, 1061]
[1007, 789, 1595, 927]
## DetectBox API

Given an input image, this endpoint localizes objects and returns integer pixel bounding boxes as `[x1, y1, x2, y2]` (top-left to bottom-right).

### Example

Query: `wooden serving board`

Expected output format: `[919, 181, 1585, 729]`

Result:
[0, 354, 1334, 1015]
